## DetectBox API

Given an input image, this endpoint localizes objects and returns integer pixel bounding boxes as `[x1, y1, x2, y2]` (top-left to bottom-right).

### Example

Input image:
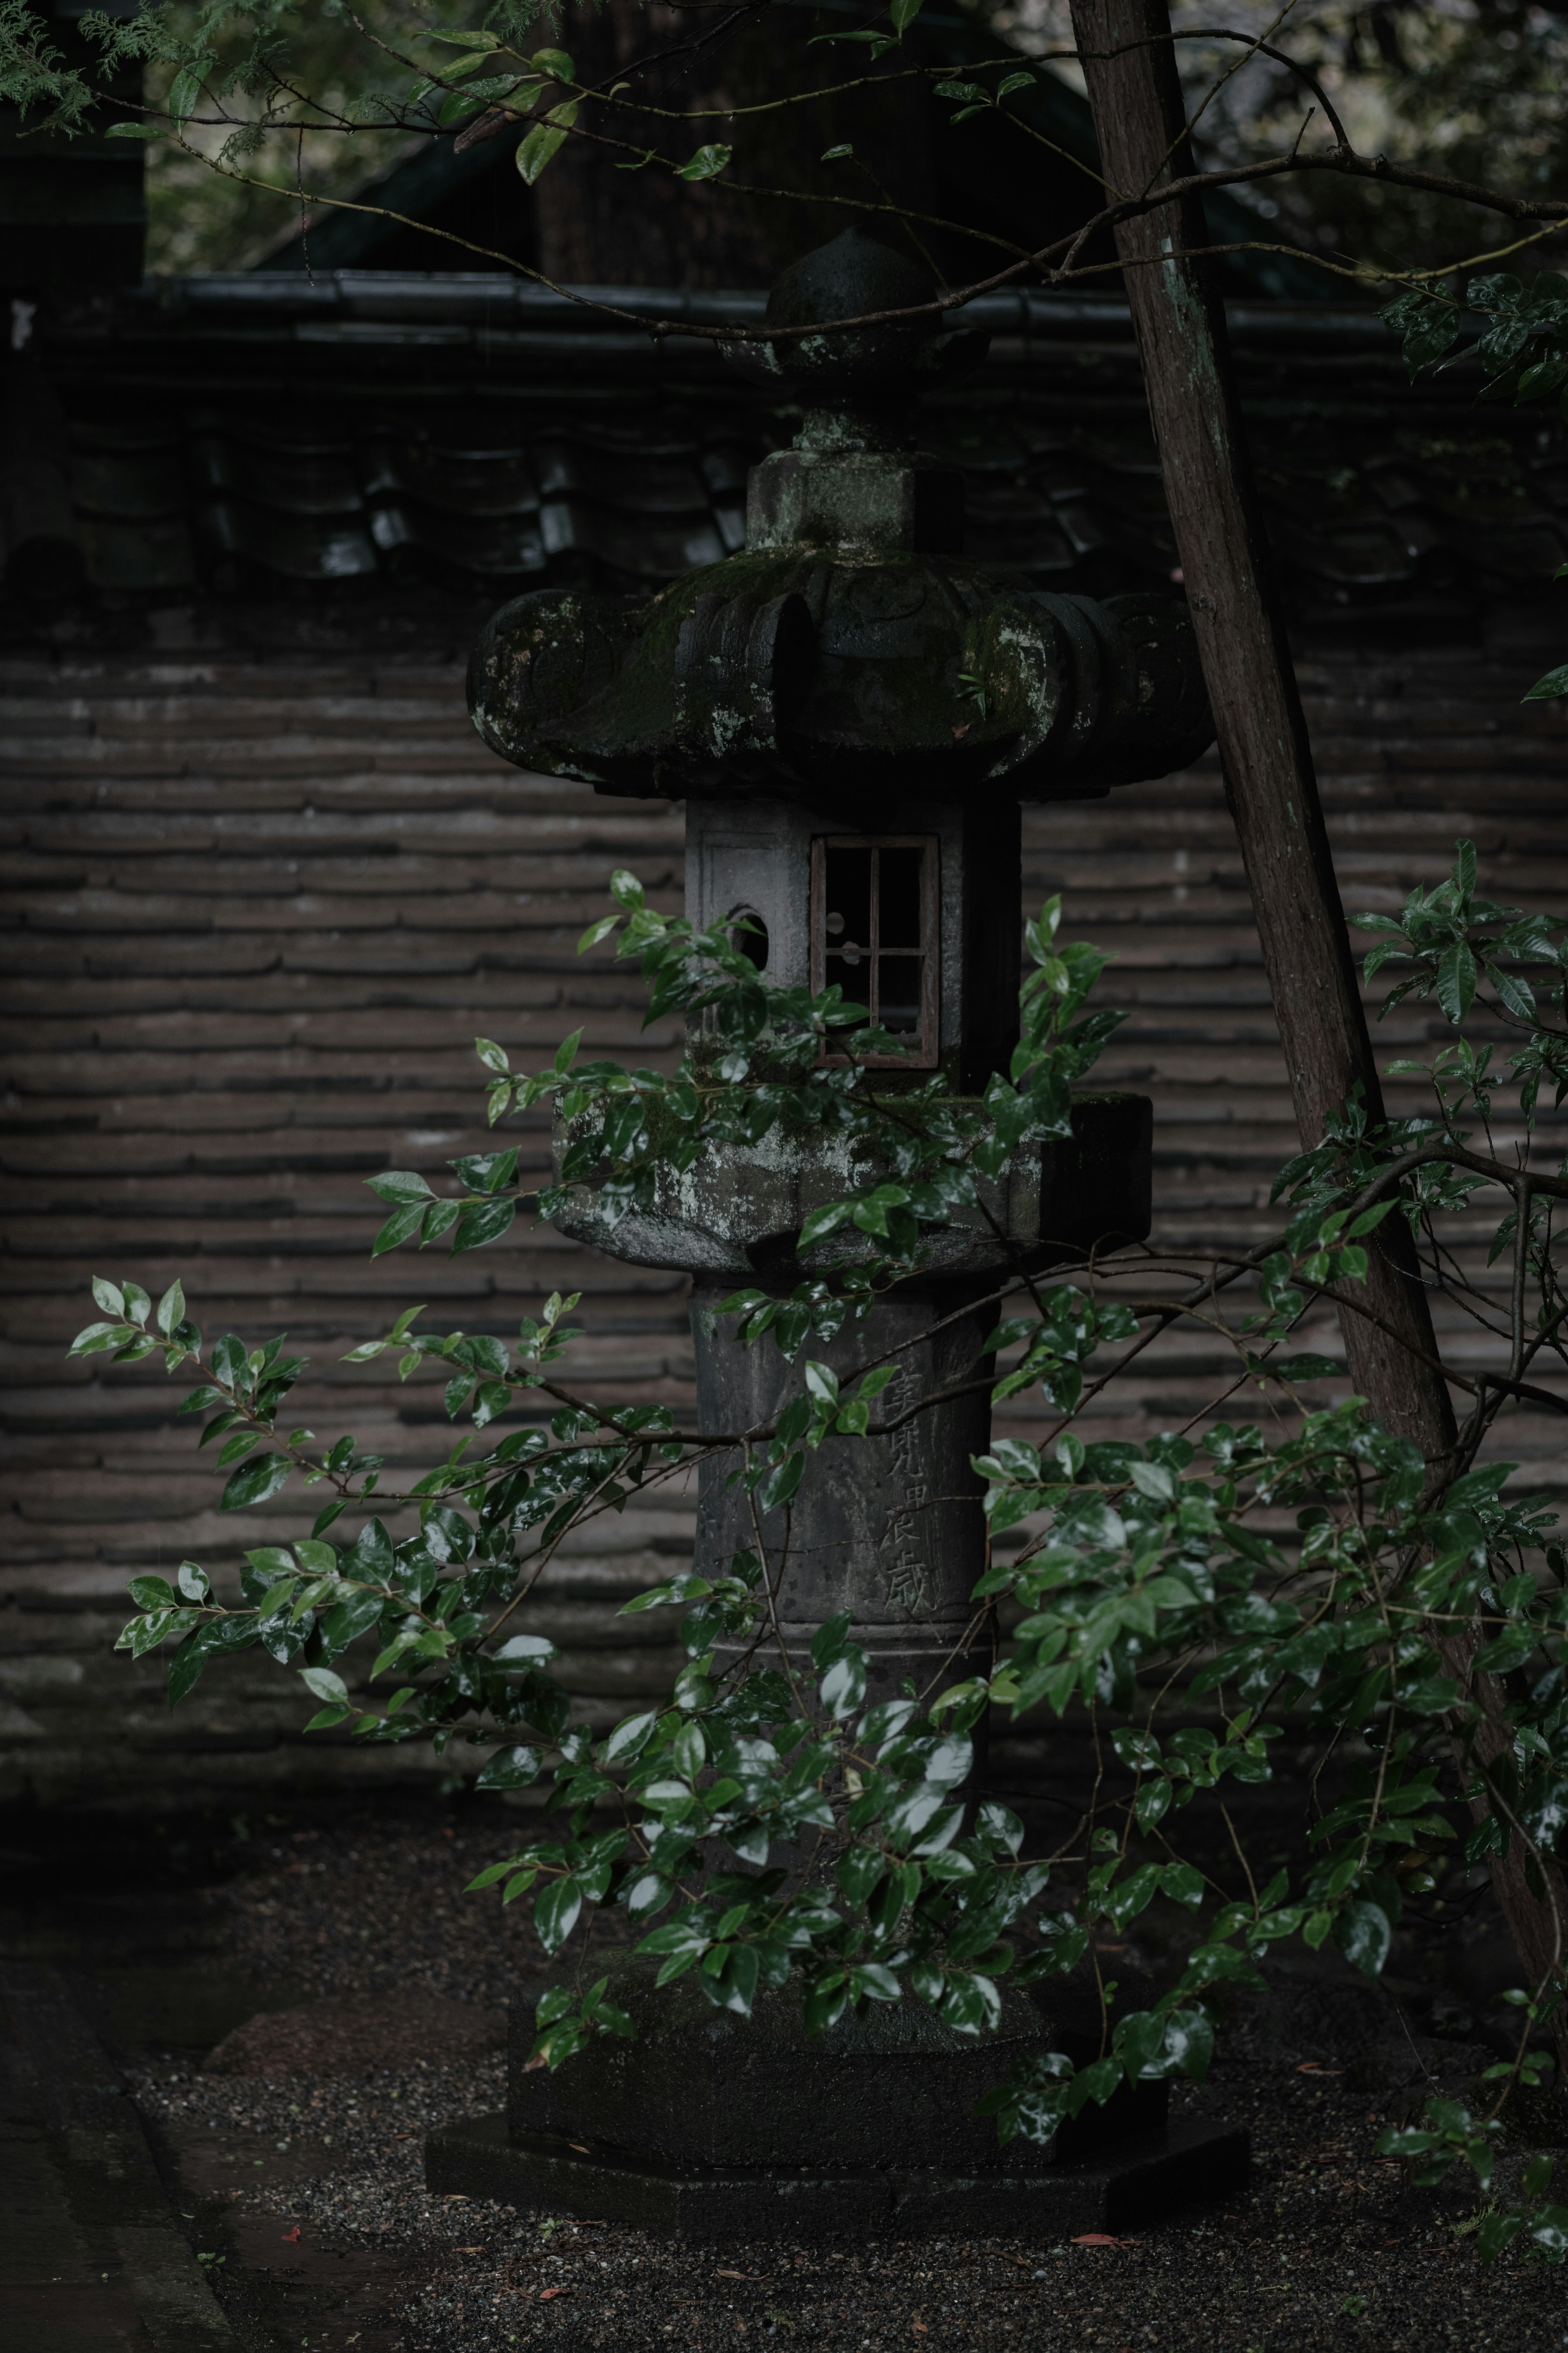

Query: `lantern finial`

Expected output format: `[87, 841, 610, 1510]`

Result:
[725, 226, 988, 451]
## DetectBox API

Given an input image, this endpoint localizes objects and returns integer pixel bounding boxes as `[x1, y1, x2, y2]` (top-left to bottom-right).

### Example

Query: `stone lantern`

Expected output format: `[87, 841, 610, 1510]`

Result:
[430, 231, 1246, 2236]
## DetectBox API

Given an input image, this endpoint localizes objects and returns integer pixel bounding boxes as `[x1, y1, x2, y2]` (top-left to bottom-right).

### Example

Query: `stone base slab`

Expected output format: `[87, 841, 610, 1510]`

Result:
[425, 2112, 1249, 2241]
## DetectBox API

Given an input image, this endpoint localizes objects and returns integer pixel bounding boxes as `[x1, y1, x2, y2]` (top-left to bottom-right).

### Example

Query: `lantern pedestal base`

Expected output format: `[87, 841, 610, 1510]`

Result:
[425, 2111, 1248, 2240]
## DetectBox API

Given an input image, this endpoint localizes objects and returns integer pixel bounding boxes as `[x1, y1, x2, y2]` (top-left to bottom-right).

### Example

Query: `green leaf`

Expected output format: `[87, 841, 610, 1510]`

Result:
[517, 102, 576, 185]
[167, 1630, 213, 1706]
[820, 1648, 867, 1719]
[1435, 939, 1477, 1025]
[68, 1320, 127, 1357]
[821, 142, 853, 160]
[1267, 1353, 1341, 1383]
[434, 46, 496, 79]
[625, 1870, 673, 1919]
[1336, 1897, 1392, 1980]
[476, 1743, 543, 1789]
[535, 1876, 583, 1953]
[106, 122, 169, 139]
[797, 1200, 854, 1252]
[317, 1587, 385, 1660]
[1156, 2007, 1214, 2082]
[1476, 2210, 1528, 2265]
[368, 1171, 434, 1204]
[372, 1202, 427, 1257]
[603, 1711, 658, 1763]
[1524, 663, 1568, 703]
[301, 1666, 349, 1707]
[810, 25, 896, 49]
[1380, 290, 1462, 379]
[450, 1148, 519, 1195]
[1128, 1458, 1174, 1504]
[220, 1454, 291, 1512]
[853, 1961, 902, 2002]
[677, 143, 732, 180]
[940, 1971, 1002, 2035]
[452, 1195, 516, 1253]
[836, 1847, 886, 1907]
[245, 1547, 295, 1581]
[810, 1609, 853, 1671]
[91, 1276, 125, 1315]
[889, 0, 924, 26]
[167, 65, 205, 121]
[127, 1575, 178, 1609]
[1491, 963, 1536, 1021]
[155, 1279, 186, 1337]
[1160, 1861, 1205, 1908]
[301, 1697, 349, 1731]
[757, 1450, 806, 1517]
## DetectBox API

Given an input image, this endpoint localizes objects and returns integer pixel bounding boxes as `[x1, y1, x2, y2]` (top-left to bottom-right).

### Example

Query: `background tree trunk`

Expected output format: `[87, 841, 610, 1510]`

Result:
[1068, 0, 1566, 2025]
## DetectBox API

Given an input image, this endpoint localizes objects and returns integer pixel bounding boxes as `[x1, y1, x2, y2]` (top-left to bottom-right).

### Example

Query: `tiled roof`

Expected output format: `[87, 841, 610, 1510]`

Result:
[33, 274, 1568, 621]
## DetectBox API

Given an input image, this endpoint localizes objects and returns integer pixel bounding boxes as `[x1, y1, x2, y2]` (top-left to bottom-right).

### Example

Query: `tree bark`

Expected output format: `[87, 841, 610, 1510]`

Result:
[1068, 0, 1566, 2023]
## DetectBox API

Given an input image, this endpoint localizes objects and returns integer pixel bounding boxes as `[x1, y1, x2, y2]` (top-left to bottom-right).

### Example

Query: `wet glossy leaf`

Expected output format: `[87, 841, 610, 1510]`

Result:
[220, 1453, 291, 1512]
[476, 1743, 543, 1789]
[1336, 1897, 1392, 1981]
[677, 143, 731, 180]
[301, 1666, 349, 1707]
[517, 102, 576, 184]
[535, 1875, 584, 1953]
[819, 1648, 867, 1719]
[452, 1195, 516, 1253]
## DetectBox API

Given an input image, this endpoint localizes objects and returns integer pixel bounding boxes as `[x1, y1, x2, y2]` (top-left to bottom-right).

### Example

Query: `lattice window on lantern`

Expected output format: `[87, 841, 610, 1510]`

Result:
[810, 835, 939, 1068]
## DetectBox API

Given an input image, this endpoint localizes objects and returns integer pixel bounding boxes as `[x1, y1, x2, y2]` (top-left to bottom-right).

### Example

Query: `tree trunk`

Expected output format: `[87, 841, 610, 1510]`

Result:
[1068, 0, 1566, 2027]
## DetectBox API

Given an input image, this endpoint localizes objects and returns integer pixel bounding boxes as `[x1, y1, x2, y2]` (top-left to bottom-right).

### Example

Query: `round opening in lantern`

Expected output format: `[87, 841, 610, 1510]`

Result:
[727, 906, 769, 972]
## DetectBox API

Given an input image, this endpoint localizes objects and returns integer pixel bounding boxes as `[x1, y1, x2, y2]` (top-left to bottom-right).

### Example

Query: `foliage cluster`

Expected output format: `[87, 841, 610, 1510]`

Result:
[1383, 266, 1568, 702]
[5, 0, 1566, 291]
[80, 840, 1568, 2266]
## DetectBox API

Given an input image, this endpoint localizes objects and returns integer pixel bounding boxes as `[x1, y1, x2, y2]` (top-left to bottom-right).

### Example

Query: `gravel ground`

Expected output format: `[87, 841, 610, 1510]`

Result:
[209, 1813, 592, 2008]
[120, 1808, 1568, 2352]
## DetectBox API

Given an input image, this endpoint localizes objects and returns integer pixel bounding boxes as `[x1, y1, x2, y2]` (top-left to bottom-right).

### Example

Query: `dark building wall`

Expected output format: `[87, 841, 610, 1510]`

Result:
[2, 277, 1566, 1809]
[2, 600, 1565, 1809]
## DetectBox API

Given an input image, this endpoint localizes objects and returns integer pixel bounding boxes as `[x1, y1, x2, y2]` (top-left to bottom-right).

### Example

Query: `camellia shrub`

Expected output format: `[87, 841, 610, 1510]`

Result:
[82, 844, 1568, 2264]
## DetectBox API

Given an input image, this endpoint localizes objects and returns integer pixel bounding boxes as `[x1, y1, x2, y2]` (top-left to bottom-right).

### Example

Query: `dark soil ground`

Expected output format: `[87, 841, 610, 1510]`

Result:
[7, 1793, 1568, 2353]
